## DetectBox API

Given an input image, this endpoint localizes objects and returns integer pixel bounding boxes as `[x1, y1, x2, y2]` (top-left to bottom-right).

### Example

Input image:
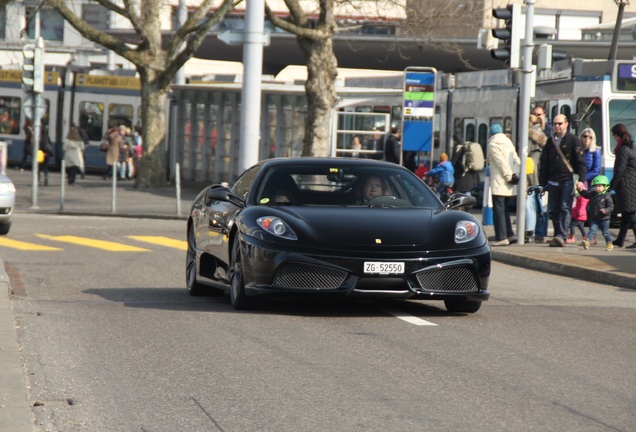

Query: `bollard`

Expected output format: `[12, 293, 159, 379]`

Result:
[111, 162, 117, 213]
[482, 166, 493, 226]
[175, 163, 181, 216]
[60, 159, 65, 211]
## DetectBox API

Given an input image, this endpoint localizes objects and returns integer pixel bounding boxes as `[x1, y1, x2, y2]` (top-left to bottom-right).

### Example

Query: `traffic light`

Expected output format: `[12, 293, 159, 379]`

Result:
[537, 44, 569, 70]
[490, 4, 522, 69]
[22, 39, 44, 93]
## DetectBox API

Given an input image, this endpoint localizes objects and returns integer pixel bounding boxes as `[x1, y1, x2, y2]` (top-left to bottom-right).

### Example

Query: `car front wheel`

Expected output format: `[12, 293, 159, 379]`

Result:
[444, 299, 482, 313]
[0, 221, 10, 235]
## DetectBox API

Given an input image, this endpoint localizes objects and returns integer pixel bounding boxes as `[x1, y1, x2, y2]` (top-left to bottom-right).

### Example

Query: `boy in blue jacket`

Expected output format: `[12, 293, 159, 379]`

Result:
[426, 152, 455, 198]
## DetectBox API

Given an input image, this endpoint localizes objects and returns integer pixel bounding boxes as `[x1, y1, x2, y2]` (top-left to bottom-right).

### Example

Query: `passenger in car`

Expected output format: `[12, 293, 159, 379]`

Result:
[273, 189, 294, 204]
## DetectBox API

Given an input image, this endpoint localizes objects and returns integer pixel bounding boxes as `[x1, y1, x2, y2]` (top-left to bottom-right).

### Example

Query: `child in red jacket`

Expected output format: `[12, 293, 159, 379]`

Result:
[567, 193, 589, 243]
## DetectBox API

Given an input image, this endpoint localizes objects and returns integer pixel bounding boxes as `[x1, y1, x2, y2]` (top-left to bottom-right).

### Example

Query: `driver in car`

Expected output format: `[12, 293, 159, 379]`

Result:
[356, 175, 391, 203]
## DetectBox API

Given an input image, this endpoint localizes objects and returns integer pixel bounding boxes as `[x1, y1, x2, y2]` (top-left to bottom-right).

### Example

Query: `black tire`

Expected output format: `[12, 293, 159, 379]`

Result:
[444, 299, 482, 313]
[229, 238, 255, 310]
[186, 226, 208, 296]
[0, 222, 10, 235]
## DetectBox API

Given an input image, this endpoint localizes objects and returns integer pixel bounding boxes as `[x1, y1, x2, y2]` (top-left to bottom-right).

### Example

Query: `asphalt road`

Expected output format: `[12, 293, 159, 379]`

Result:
[3, 214, 635, 432]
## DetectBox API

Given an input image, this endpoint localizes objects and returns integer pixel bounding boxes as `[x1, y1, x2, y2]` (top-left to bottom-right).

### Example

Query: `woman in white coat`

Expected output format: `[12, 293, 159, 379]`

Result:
[64, 124, 85, 186]
[487, 123, 521, 246]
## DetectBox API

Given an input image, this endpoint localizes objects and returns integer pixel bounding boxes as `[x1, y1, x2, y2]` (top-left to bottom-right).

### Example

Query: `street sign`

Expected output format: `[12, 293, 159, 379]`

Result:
[402, 67, 436, 152]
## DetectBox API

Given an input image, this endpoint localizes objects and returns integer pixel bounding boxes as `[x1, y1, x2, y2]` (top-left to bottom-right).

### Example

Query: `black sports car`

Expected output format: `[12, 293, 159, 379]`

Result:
[186, 157, 491, 312]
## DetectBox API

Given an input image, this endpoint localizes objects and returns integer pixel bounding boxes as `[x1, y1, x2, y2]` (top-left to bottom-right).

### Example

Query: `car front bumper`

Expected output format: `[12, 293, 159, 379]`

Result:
[239, 234, 491, 303]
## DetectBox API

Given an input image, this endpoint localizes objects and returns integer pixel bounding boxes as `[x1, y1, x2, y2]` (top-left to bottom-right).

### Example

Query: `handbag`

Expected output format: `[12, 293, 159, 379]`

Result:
[99, 140, 109, 152]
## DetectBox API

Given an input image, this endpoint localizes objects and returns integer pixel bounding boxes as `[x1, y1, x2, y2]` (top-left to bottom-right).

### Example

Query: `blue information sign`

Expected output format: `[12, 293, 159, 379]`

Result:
[402, 68, 436, 152]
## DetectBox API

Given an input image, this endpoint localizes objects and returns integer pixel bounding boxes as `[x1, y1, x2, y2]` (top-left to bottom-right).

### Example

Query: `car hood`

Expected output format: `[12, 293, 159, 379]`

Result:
[280, 206, 440, 248]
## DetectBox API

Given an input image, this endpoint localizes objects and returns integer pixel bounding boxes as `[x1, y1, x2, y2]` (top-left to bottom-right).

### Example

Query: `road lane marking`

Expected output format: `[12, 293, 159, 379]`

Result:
[0, 238, 62, 251]
[128, 236, 187, 251]
[380, 308, 438, 326]
[35, 234, 149, 252]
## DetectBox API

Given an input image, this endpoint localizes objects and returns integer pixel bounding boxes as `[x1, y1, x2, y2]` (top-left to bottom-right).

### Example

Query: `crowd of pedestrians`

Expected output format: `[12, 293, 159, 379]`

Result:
[485, 103, 636, 251]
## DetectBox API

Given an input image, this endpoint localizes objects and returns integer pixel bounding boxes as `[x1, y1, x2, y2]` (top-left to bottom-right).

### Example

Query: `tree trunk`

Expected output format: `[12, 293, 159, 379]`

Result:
[136, 71, 168, 188]
[298, 36, 338, 157]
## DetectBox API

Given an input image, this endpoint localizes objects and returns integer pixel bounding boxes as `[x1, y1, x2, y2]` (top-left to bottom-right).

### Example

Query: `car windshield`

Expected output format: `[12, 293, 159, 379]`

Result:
[255, 163, 440, 208]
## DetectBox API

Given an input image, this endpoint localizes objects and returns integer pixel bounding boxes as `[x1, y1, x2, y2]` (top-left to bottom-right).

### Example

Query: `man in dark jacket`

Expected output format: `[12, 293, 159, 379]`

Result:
[384, 126, 401, 164]
[539, 114, 586, 247]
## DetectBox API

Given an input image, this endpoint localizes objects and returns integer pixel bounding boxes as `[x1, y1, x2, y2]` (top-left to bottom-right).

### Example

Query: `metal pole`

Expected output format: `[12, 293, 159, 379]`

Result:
[238, 0, 265, 173]
[609, 0, 627, 60]
[174, 0, 187, 85]
[516, 0, 535, 245]
[175, 162, 182, 216]
[29, 11, 41, 209]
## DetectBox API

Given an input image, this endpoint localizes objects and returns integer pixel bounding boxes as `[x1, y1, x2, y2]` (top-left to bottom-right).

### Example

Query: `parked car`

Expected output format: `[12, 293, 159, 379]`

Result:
[186, 158, 491, 312]
[0, 173, 15, 235]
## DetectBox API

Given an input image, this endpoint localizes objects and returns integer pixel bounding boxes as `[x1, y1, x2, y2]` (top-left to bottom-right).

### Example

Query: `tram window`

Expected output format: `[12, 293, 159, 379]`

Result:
[503, 117, 513, 135]
[608, 99, 636, 155]
[465, 124, 476, 142]
[453, 118, 462, 139]
[560, 105, 572, 122]
[478, 124, 488, 147]
[79, 101, 104, 141]
[576, 97, 602, 149]
[0, 97, 21, 135]
[108, 103, 133, 129]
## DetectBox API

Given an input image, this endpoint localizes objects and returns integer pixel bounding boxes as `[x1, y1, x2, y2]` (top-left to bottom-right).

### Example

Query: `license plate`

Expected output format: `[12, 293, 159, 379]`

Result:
[364, 261, 405, 274]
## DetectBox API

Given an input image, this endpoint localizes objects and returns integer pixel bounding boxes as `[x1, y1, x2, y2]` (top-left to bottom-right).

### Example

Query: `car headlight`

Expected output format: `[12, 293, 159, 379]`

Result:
[0, 182, 16, 194]
[256, 216, 297, 240]
[455, 220, 479, 243]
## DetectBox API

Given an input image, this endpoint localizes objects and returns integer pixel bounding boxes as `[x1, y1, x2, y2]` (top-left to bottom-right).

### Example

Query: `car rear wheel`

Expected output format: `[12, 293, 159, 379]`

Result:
[0, 222, 10, 235]
[230, 238, 255, 310]
[444, 299, 482, 313]
[186, 227, 208, 296]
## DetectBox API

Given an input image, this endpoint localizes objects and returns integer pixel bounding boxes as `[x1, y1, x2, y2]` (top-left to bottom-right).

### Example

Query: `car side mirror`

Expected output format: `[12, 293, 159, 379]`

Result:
[444, 193, 476, 210]
[205, 186, 245, 207]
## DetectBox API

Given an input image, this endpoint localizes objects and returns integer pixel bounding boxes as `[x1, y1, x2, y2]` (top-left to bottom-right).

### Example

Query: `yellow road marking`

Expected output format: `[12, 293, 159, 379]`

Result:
[35, 234, 149, 252]
[0, 237, 62, 251]
[128, 236, 187, 251]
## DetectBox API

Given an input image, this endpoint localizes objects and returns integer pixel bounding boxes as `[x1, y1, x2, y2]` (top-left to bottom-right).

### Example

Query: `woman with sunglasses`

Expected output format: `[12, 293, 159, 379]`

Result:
[579, 128, 601, 187]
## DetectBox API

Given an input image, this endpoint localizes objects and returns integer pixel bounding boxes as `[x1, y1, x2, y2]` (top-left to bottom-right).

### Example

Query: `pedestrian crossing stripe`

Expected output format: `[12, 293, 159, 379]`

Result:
[0, 237, 62, 251]
[36, 234, 150, 252]
[128, 236, 187, 251]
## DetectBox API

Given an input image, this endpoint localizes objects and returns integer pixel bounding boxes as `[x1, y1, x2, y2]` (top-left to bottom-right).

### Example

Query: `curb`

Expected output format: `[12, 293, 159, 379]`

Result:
[492, 250, 636, 290]
[0, 260, 35, 432]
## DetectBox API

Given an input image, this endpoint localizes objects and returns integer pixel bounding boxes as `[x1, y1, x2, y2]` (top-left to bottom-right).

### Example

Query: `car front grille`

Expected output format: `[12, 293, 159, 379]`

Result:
[272, 261, 348, 289]
[415, 265, 479, 293]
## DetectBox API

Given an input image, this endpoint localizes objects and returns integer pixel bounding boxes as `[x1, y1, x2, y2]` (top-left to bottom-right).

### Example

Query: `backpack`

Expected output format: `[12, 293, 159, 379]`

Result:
[462, 142, 485, 172]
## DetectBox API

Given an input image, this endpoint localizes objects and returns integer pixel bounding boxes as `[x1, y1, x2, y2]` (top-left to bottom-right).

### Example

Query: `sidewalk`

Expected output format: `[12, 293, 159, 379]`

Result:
[1, 166, 635, 431]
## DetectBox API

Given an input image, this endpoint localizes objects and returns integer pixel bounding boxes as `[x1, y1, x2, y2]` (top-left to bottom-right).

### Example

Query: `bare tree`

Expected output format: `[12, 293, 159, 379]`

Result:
[265, 0, 338, 157]
[43, 0, 240, 187]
